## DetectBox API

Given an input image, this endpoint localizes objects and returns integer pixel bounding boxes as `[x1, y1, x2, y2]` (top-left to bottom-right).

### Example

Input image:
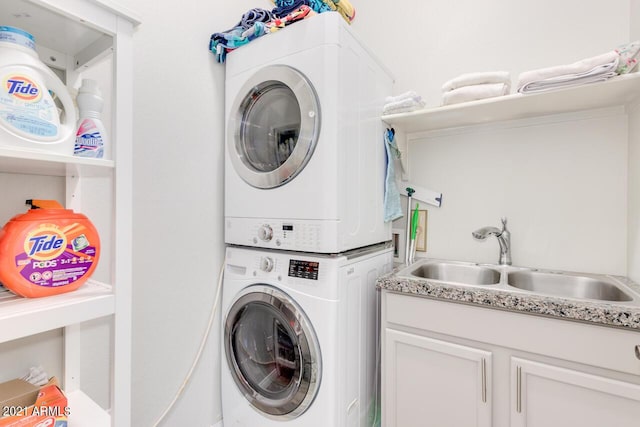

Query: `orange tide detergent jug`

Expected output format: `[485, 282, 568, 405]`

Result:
[0, 200, 100, 298]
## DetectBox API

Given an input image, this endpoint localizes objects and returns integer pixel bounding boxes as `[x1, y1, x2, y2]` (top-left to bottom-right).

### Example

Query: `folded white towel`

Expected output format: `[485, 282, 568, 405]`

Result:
[517, 51, 619, 93]
[442, 71, 511, 92]
[441, 83, 510, 106]
[385, 90, 422, 104]
[383, 97, 426, 115]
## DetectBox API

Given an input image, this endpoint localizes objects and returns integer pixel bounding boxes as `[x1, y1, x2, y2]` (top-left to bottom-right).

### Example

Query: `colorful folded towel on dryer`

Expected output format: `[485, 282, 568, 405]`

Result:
[271, 0, 355, 23]
[209, 8, 274, 62]
[209, 5, 316, 63]
[327, 0, 356, 22]
[442, 83, 510, 106]
[383, 91, 426, 115]
[272, 0, 310, 17]
[516, 50, 619, 94]
[266, 5, 315, 33]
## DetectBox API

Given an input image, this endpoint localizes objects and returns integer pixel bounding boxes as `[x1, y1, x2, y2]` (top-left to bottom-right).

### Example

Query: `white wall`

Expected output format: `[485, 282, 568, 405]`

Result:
[407, 110, 628, 273]
[126, 0, 264, 425]
[352, 0, 632, 274]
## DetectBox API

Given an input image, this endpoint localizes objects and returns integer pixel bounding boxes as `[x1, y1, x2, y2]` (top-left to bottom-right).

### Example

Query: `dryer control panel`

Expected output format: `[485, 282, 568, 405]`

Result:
[225, 217, 340, 253]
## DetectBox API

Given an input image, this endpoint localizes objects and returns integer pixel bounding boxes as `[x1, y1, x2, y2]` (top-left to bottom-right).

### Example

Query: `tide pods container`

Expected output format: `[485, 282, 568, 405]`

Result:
[0, 200, 100, 298]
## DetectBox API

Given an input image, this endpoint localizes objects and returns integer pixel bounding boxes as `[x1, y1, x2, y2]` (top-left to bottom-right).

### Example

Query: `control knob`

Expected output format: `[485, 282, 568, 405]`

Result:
[258, 224, 273, 241]
[260, 256, 274, 273]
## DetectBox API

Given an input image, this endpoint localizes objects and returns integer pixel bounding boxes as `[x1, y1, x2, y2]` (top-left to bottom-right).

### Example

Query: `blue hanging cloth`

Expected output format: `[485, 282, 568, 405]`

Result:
[383, 128, 403, 222]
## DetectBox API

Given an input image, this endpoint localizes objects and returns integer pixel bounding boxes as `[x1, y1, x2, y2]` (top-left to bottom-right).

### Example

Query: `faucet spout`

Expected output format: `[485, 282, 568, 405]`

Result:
[472, 218, 512, 265]
[472, 226, 501, 240]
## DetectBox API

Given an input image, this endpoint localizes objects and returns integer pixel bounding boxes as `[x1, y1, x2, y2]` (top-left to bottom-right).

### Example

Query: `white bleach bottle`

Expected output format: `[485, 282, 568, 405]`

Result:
[0, 26, 76, 154]
[74, 79, 108, 159]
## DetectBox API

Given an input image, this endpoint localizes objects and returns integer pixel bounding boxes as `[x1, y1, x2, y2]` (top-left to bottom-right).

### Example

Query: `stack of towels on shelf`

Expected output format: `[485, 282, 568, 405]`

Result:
[441, 71, 511, 106]
[383, 91, 425, 115]
[516, 40, 640, 93]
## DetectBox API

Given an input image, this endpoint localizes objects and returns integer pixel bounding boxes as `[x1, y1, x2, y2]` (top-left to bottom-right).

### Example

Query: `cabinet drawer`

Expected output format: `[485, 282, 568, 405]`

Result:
[383, 291, 640, 375]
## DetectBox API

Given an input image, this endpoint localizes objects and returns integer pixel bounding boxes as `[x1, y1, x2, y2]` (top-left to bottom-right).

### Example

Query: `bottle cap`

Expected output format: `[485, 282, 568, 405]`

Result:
[0, 26, 36, 51]
[78, 79, 101, 97]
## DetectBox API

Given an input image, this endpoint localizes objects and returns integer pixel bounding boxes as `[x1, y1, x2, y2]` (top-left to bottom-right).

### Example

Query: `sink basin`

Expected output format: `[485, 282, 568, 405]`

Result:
[410, 262, 501, 286]
[507, 271, 633, 302]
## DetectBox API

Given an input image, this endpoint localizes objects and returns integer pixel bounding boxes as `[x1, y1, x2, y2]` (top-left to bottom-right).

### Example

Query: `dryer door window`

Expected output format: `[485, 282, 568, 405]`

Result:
[228, 65, 320, 189]
[224, 285, 321, 419]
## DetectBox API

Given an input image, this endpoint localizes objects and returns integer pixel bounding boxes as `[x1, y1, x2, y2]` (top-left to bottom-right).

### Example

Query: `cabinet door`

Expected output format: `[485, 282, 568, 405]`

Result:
[511, 357, 640, 427]
[383, 328, 492, 427]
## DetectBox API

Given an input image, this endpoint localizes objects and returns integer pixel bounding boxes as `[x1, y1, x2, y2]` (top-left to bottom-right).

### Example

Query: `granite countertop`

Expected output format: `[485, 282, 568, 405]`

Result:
[377, 261, 640, 331]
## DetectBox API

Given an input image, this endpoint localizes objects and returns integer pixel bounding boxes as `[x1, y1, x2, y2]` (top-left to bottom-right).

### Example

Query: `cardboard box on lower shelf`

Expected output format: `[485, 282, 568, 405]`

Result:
[0, 378, 69, 427]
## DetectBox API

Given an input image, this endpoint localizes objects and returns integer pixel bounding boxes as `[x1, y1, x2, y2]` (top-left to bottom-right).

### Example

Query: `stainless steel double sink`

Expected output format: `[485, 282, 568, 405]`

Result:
[401, 260, 640, 304]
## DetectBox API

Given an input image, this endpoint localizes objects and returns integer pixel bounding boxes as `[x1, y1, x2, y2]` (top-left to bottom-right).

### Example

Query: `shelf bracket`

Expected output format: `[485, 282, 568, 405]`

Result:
[396, 180, 443, 208]
[74, 34, 113, 70]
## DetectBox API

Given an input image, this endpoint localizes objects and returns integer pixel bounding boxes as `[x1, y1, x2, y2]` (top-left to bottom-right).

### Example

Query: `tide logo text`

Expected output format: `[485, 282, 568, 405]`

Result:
[29, 235, 64, 256]
[5, 76, 40, 101]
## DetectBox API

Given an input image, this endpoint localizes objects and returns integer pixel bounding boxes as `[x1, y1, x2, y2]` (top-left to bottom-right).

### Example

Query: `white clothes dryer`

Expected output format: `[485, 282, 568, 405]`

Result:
[221, 243, 393, 427]
[224, 12, 394, 254]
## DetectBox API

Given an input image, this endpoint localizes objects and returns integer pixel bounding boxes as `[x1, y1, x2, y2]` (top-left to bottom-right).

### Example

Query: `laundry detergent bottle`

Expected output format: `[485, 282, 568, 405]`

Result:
[74, 79, 108, 158]
[0, 26, 76, 154]
[0, 200, 101, 298]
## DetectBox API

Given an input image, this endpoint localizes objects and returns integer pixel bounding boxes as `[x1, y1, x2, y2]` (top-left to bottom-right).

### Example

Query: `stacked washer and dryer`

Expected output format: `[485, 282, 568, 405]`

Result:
[221, 12, 394, 427]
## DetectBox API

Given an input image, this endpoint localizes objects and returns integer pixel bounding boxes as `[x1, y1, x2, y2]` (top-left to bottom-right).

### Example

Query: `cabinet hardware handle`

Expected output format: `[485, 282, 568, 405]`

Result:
[636, 345, 640, 360]
[481, 358, 487, 403]
[516, 366, 522, 413]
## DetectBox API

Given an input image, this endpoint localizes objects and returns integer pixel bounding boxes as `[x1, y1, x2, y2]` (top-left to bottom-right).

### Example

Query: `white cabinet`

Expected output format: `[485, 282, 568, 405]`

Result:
[381, 291, 640, 427]
[383, 328, 491, 427]
[511, 358, 640, 427]
[0, 1, 139, 426]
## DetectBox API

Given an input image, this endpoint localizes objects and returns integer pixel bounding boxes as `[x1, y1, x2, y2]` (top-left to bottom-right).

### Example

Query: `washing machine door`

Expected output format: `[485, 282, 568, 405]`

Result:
[227, 65, 320, 189]
[224, 285, 321, 419]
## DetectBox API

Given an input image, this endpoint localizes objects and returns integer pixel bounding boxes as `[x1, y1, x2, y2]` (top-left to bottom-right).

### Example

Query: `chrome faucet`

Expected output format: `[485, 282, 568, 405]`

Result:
[472, 217, 512, 265]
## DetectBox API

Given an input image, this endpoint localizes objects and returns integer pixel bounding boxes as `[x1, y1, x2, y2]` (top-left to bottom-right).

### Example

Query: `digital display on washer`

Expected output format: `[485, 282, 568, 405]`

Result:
[288, 259, 319, 280]
[282, 224, 294, 231]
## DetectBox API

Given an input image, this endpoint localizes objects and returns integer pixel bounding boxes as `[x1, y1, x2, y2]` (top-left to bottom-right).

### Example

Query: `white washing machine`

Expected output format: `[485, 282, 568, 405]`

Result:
[221, 243, 393, 427]
[224, 12, 394, 254]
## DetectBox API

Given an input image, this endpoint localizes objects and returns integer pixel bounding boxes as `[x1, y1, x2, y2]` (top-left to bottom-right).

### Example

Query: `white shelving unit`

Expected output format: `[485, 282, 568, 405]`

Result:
[382, 72, 640, 178]
[0, 1, 140, 426]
